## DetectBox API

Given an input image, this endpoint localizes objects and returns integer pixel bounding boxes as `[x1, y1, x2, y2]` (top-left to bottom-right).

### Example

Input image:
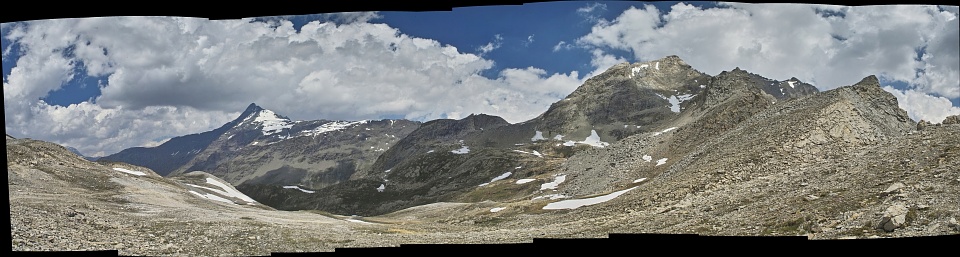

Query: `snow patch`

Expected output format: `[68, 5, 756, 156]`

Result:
[540, 174, 567, 190]
[542, 187, 637, 210]
[668, 94, 695, 113]
[652, 127, 678, 136]
[479, 172, 513, 187]
[188, 191, 236, 205]
[427, 150, 435, 153]
[700, 85, 706, 88]
[490, 207, 506, 213]
[642, 155, 652, 162]
[451, 145, 470, 154]
[205, 178, 258, 203]
[580, 130, 610, 147]
[655, 62, 660, 70]
[282, 185, 315, 194]
[532, 194, 569, 200]
[512, 150, 543, 158]
[515, 179, 536, 184]
[629, 66, 642, 78]
[656, 158, 668, 166]
[112, 167, 146, 176]
[633, 178, 647, 183]
[787, 81, 796, 88]
[531, 131, 545, 141]
[668, 96, 681, 113]
[345, 218, 374, 225]
[301, 120, 369, 137]
[253, 110, 294, 136]
[376, 184, 385, 192]
[553, 134, 564, 140]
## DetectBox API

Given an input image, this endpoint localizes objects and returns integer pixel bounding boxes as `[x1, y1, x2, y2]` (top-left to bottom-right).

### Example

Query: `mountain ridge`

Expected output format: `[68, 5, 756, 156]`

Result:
[10, 55, 960, 255]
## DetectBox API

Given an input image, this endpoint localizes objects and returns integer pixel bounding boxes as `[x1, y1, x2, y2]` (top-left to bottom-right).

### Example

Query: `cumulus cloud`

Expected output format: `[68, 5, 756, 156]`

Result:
[254, 11, 383, 25]
[3, 17, 583, 156]
[883, 86, 960, 123]
[576, 3, 959, 120]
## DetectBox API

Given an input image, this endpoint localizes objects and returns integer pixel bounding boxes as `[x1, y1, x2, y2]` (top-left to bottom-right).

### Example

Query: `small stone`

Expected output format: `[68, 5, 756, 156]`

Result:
[882, 182, 905, 195]
[804, 195, 820, 201]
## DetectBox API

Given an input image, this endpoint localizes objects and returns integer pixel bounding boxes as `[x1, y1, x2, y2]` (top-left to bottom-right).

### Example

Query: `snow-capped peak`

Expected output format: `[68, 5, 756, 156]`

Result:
[243, 108, 294, 136]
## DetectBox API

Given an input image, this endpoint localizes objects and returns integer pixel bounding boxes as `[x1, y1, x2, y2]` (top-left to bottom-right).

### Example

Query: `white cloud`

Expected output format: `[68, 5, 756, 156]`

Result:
[577, 2, 608, 23]
[478, 34, 503, 54]
[3, 17, 584, 156]
[577, 3, 959, 120]
[586, 49, 628, 78]
[883, 86, 960, 124]
[255, 11, 383, 25]
[524, 34, 535, 47]
[553, 41, 573, 52]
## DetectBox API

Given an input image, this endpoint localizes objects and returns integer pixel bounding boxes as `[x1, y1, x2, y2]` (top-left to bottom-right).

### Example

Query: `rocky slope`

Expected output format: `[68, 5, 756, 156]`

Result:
[261, 55, 825, 216]
[9, 117, 958, 256]
[20, 55, 958, 255]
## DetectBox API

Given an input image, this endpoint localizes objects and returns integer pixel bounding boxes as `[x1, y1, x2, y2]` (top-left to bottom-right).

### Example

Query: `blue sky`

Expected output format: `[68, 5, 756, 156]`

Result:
[3, 2, 959, 156]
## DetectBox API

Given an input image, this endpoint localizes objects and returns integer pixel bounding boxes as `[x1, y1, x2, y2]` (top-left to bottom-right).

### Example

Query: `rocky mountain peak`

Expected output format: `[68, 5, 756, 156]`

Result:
[462, 113, 509, 128]
[842, 75, 900, 107]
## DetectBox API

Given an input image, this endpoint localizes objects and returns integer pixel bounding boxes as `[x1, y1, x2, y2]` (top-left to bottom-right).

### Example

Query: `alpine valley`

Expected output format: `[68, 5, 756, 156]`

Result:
[9, 56, 960, 255]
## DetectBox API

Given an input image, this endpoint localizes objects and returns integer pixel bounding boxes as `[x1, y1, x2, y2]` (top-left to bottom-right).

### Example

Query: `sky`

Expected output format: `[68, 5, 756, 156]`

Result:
[3, 2, 959, 157]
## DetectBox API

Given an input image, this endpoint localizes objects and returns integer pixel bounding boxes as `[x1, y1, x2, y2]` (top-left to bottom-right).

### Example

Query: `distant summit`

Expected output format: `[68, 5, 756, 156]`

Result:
[98, 103, 287, 176]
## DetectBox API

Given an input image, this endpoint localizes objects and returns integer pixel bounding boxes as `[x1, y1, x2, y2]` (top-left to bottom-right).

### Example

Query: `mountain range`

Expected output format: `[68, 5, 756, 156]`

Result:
[11, 55, 959, 255]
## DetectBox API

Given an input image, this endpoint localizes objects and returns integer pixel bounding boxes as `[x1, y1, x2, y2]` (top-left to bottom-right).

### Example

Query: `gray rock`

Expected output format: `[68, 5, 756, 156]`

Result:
[943, 115, 960, 125]
[882, 182, 906, 195]
[880, 204, 909, 232]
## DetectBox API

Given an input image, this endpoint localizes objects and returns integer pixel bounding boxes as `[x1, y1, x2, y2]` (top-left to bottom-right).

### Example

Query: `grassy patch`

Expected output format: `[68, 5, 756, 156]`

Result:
[456, 182, 534, 202]
[760, 215, 810, 236]
[385, 228, 420, 234]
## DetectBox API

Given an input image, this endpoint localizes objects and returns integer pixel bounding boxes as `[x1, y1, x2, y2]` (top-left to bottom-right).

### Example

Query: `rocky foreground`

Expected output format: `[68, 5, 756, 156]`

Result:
[9, 118, 960, 256]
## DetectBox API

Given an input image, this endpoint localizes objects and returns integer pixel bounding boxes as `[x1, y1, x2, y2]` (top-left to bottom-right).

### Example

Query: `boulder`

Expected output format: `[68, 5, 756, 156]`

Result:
[879, 203, 909, 232]
[943, 115, 960, 125]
